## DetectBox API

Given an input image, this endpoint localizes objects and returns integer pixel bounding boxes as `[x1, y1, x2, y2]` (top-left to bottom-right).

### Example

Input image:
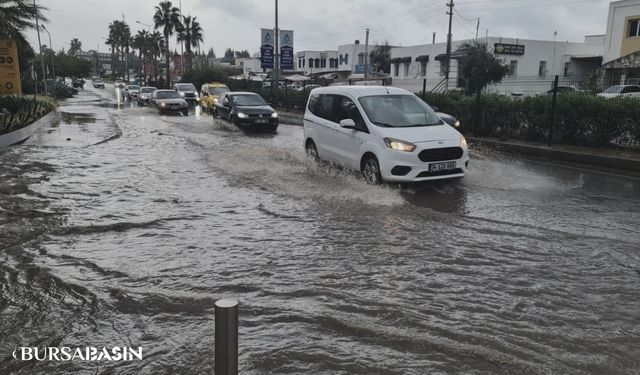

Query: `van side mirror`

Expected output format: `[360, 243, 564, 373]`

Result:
[339, 119, 356, 129]
[431, 105, 440, 112]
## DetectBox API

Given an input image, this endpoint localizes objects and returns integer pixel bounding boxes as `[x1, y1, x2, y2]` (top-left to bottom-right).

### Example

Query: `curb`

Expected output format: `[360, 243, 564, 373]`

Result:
[468, 137, 640, 173]
[0, 111, 58, 150]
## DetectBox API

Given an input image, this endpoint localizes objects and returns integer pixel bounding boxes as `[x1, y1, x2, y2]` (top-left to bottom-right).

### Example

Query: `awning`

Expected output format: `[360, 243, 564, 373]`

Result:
[390, 57, 402, 64]
[400, 56, 412, 63]
[416, 55, 429, 63]
[435, 52, 463, 61]
[570, 55, 603, 64]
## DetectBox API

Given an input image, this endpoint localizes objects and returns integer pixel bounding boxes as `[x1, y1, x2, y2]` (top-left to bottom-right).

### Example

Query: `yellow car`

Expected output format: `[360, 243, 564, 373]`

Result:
[200, 83, 230, 114]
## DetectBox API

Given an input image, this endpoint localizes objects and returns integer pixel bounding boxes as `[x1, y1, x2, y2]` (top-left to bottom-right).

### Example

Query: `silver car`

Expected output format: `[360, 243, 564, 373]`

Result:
[137, 86, 157, 105]
[173, 83, 199, 106]
[150, 90, 188, 115]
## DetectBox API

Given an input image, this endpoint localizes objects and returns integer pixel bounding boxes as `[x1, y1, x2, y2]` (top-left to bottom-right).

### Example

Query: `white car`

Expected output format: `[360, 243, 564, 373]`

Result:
[303, 86, 469, 184]
[597, 85, 640, 99]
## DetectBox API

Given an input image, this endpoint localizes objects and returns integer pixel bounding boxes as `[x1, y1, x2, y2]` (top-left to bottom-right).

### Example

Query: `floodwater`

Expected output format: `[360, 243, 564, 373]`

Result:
[1, 86, 639, 374]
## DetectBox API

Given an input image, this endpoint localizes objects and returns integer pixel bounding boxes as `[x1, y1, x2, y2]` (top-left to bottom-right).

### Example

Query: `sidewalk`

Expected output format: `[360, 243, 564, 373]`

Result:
[468, 137, 640, 174]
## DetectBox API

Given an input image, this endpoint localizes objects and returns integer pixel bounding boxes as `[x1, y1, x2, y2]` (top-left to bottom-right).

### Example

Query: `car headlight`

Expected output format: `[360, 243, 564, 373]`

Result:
[237, 112, 248, 119]
[271, 112, 278, 118]
[194, 93, 199, 99]
[384, 138, 416, 152]
[460, 136, 468, 149]
[454, 120, 461, 128]
[160, 102, 166, 107]
[179, 92, 185, 97]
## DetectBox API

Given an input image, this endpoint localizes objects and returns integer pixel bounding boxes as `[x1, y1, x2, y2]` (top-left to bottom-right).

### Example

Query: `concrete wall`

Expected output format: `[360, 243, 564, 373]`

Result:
[604, 0, 640, 63]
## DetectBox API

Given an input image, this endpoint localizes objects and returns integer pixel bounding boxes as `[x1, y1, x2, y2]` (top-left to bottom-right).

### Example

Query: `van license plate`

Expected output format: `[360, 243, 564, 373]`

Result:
[429, 161, 456, 172]
[255, 119, 268, 124]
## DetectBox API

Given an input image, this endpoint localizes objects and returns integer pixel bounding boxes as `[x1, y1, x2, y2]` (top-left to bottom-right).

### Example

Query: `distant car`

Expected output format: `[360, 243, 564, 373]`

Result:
[124, 85, 141, 101]
[303, 86, 469, 185]
[597, 85, 640, 99]
[200, 82, 230, 114]
[92, 77, 105, 89]
[150, 89, 188, 115]
[114, 79, 125, 89]
[215, 92, 278, 132]
[72, 78, 85, 89]
[137, 86, 157, 105]
[173, 83, 199, 106]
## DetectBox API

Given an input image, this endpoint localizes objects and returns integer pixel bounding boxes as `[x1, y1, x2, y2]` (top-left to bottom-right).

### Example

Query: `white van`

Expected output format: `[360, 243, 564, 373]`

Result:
[303, 86, 469, 184]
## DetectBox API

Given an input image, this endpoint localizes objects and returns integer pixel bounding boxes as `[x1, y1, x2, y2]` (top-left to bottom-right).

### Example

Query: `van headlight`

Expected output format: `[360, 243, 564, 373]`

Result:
[454, 120, 461, 128]
[179, 92, 185, 97]
[460, 136, 468, 149]
[237, 112, 248, 119]
[271, 112, 278, 118]
[384, 138, 416, 152]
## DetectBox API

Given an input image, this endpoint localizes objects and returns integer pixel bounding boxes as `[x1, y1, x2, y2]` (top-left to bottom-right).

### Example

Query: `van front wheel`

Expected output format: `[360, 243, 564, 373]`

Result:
[362, 155, 382, 185]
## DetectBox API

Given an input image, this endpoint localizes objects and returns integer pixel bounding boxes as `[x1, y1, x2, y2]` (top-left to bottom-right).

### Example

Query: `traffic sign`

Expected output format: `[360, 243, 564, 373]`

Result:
[0, 40, 22, 95]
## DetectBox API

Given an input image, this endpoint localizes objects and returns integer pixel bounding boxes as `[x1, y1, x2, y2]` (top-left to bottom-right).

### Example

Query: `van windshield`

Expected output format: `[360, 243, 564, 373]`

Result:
[208, 87, 229, 95]
[358, 95, 443, 127]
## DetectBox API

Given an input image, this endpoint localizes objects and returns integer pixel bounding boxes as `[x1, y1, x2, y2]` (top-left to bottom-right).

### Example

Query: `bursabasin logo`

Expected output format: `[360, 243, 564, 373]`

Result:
[12, 347, 142, 361]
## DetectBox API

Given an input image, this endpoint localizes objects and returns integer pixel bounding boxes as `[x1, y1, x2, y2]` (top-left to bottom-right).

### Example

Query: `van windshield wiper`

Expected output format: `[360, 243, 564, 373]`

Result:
[373, 121, 395, 127]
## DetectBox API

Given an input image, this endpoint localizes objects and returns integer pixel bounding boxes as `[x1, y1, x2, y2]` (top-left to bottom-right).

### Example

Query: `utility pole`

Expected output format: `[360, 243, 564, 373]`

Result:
[179, 0, 185, 76]
[476, 18, 480, 40]
[33, 0, 47, 94]
[364, 28, 370, 79]
[445, 0, 454, 93]
[41, 25, 55, 80]
[432, 32, 436, 44]
[274, 0, 279, 104]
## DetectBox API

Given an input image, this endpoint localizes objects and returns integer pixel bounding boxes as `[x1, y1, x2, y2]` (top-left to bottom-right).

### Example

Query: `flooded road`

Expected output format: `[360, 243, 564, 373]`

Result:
[1, 87, 639, 374]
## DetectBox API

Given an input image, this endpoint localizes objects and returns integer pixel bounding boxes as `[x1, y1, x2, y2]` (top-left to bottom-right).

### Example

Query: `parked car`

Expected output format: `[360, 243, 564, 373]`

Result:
[303, 86, 469, 185]
[114, 79, 126, 89]
[137, 86, 157, 105]
[124, 85, 141, 101]
[72, 78, 85, 89]
[92, 77, 105, 89]
[215, 92, 278, 132]
[150, 90, 188, 115]
[597, 85, 640, 99]
[173, 83, 199, 106]
[200, 82, 230, 113]
[429, 105, 460, 128]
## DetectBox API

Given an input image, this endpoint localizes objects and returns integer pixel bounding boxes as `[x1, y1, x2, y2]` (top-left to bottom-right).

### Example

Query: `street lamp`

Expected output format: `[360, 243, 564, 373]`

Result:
[40, 25, 56, 80]
[136, 20, 152, 31]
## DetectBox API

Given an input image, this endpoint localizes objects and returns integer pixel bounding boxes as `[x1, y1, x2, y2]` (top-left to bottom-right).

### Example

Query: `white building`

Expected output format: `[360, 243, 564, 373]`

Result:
[390, 36, 604, 95]
[236, 57, 262, 76]
[604, 0, 640, 63]
[296, 51, 339, 75]
[337, 43, 374, 77]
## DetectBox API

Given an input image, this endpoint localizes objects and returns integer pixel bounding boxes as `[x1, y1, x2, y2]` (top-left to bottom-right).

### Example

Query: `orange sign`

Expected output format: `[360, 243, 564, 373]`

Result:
[0, 40, 22, 95]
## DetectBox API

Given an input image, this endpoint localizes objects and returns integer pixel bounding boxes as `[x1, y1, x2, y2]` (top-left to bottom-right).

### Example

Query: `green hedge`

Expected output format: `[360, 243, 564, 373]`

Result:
[421, 92, 640, 147]
[0, 95, 56, 135]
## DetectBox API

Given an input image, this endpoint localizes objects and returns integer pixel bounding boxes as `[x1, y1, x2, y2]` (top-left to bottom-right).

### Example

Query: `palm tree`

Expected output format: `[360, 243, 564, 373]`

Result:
[107, 20, 131, 79]
[153, 1, 181, 88]
[69, 38, 81, 55]
[148, 31, 165, 86]
[177, 15, 203, 72]
[0, 0, 47, 78]
[132, 30, 149, 83]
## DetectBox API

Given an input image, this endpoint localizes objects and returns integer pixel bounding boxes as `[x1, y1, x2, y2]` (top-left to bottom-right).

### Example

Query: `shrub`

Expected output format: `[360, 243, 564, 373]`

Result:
[419, 92, 640, 148]
[0, 95, 56, 135]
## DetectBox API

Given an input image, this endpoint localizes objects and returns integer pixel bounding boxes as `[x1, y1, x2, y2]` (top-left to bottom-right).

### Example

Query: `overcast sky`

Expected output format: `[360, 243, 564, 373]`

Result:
[27, 0, 611, 55]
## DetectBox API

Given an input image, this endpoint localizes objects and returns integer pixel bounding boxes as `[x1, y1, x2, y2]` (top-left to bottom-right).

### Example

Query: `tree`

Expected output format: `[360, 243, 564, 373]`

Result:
[132, 30, 149, 82]
[0, 0, 47, 83]
[370, 42, 391, 73]
[107, 20, 131, 79]
[69, 38, 81, 55]
[207, 47, 215, 58]
[223, 48, 234, 64]
[177, 15, 203, 71]
[234, 49, 250, 59]
[153, 0, 182, 87]
[147, 31, 165, 85]
[457, 41, 508, 95]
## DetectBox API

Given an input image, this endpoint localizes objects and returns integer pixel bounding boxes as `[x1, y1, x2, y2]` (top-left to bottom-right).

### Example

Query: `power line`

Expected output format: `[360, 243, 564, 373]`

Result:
[453, 8, 478, 22]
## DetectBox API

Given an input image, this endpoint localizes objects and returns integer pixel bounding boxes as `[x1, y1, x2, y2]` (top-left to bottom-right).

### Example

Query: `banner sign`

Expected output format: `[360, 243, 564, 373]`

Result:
[280, 30, 294, 70]
[0, 40, 22, 95]
[260, 29, 274, 69]
[494, 43, 525, 55]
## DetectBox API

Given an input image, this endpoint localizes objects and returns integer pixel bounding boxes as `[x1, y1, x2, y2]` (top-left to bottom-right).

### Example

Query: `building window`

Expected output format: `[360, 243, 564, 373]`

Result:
[321, 58, 326, 68]
[538, 61, 547, 77]
[563, 62, 571, 77]
[308, 58, 313, 68]
[314, 58, 320, 68]
[509, 60, 518, 76]
[394, 64, 399, 77]
[344, 53, 349, 64]
[629, 19, 640, 37]
[403, 63, 410, 76]
[420, 62, 427, 77]
[358, 53, 364, 65]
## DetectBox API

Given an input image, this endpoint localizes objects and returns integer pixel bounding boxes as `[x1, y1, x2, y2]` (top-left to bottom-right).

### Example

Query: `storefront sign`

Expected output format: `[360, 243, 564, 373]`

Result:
[494, 43, 525, 55]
